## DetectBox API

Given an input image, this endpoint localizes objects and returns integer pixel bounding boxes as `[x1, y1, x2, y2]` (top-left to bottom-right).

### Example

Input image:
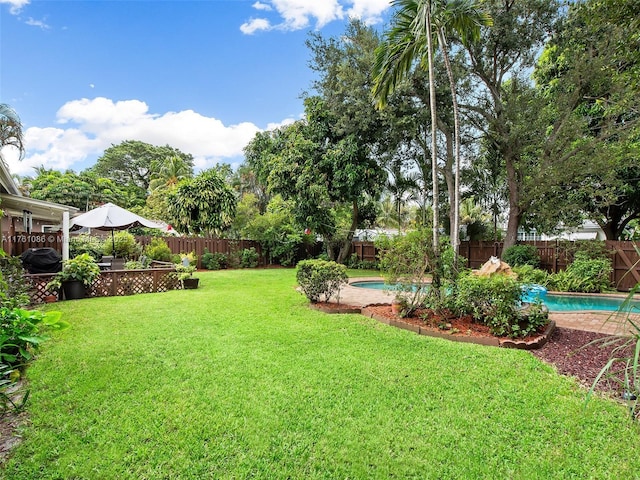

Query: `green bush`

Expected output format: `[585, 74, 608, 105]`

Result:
[124, 261, 147, 270]
[240, 248, 259, 268]
[103, 231, 141, 259]
[512, 264, 550, 287]
[0, 254, 30, 309]
[502, 244, 540, 268]
[202, 250, 228, 270]
[346, 253, 379, 271]
[455, 273, 548, 338]
[377, 229, 440, 316]
[144, 238, 173, 262]
[549, 252, 613, 293]
[0, 308, 68, 369]
[296, 260, 348, 303]
[69, 234, 105, 260]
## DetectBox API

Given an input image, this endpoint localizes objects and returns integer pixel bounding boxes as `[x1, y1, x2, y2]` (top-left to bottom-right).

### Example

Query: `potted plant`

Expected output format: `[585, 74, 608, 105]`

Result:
[176, 264, 199, 289]
[48, 253, 101, 300]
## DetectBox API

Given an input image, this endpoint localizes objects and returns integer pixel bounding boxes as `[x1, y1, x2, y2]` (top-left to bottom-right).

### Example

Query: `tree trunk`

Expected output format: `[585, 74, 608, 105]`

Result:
[337, 200, 359, 264]
[438, 28, 460, 259]
[426, 5, 440, 260]
[502, 154, 521, 253]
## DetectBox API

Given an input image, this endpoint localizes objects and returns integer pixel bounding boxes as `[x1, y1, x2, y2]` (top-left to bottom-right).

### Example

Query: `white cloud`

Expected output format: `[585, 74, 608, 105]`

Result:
[346, 0, 392, 25]
[241, 0, 391, 34]
[5, 97, 283, 175]
[240, 18, 271, 35]
[252, 1, 272, 11]
[0, 0, 29, 15]
[25, 16, 50, 29]
[272, 0, 344, 30]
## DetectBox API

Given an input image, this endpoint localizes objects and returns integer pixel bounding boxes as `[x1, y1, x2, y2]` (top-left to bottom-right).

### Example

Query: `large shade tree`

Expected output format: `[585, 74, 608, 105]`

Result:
[24, 169, 131, 210]
[530, 0, 640, 240]
[245, 106, 384, 263]
[92, 140, 195, 205]
[461, 0, 559, 251]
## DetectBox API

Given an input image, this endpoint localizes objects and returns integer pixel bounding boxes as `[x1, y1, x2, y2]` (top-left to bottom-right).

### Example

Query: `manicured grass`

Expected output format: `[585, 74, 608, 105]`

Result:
[3, 269, 639, 478]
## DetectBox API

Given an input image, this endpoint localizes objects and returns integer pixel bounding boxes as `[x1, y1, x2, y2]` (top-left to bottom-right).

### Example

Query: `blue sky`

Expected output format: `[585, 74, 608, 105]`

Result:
[1, 0, 392, 176]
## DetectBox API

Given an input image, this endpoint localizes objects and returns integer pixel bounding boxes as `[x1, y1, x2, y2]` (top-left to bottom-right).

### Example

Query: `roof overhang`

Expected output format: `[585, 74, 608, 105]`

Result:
[0, 193, 79, 221]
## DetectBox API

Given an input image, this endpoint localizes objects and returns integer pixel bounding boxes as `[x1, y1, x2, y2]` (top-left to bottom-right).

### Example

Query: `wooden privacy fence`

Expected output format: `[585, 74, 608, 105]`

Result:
[2, 232, 264, 270]
[352, 240, 640, 292]
[134, 237, 264, 269]
[26, 267, 181, 304]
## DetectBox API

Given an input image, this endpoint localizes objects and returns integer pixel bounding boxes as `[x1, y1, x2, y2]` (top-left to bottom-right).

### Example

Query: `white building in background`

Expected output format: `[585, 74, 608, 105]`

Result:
[517, 220, 606, 242]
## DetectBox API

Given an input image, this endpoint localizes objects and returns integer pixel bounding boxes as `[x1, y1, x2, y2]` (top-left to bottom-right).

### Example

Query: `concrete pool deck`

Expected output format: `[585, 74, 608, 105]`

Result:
[332, 278, 639, 336]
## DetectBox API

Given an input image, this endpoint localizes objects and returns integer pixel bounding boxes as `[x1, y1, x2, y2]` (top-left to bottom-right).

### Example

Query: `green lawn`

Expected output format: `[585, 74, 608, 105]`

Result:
[3, 269, 639, 479]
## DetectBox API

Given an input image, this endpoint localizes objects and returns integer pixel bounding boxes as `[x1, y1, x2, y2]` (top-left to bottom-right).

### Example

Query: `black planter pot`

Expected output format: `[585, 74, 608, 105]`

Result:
[183, 278, 199, 289]
[62, 280, 86, 300]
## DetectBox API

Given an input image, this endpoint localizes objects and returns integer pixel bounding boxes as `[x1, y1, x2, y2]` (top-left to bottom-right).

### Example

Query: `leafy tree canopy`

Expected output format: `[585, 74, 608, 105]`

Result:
[166, 168, 236, 236]
[92, 140, 194, 193]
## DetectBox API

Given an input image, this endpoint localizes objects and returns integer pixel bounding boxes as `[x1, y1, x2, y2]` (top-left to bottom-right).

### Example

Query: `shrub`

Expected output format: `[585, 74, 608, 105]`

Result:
[47, 253, 102, 292]
[512, 264, 550, 287]
[0, 254, 30, 309]
[0, 308, 68, 369]
[69, 234, 105, 260]
[144, 238, 173, 262]
[455, 273, 548, 338]
[377, 229, 440, 316]
[102, 231, 141, 259]
[502, 244, 540, 268]
[296, 260, 348, 303]
[202, 250, 228, 270]
[240, 248, 259, 268]
[124, 261, 147, 270]
[550, 252, 612, 293]
[346, 253, 379, 271]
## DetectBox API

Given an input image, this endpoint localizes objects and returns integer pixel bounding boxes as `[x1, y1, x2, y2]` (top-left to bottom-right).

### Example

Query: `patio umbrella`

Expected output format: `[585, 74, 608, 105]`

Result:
[70, 202, 162, 253]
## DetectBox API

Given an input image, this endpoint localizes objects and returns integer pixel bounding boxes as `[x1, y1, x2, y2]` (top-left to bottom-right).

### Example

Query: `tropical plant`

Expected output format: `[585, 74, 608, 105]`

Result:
[1, 362, 29, 415]
[240, 248, 259, 268]
[455, 272, 548, 338]
[502, 244, 541, 268]
[296, 260, 348, 303]
[149, 155, 193, 191]
[373, 0, 492, 258]
[549, 252, 613, 293]
[201, 250, 228, 270]
[0, 253, 31, 309]
[0, 103, 25, 159]
[69, 233, 105, 260]
[47, 253, 101, 291]
[102, 231, 141, 259]
[512, 264, 550, 287]
[144, 237, 173, 263]
[0, 308, 67, 369]
[166, 169, 236, 235]
[376, 228, 437, 316]
[587, 281, 640, 421]
[175, 264, 197, 282]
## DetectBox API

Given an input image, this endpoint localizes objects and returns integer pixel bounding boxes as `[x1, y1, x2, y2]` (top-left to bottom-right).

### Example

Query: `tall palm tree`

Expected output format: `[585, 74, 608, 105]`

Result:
[149, 155, 192, 191]
[0, 103, 25, 160]
[373, 0, 491, 258]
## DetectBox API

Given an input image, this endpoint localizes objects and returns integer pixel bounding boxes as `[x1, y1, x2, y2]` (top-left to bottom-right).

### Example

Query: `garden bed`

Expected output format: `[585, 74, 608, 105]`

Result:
[311, 302, 554, 349]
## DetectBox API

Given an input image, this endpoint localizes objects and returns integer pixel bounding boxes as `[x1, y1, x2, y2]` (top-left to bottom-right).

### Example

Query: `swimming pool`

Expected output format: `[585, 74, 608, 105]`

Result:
[349, 281, 640, 313]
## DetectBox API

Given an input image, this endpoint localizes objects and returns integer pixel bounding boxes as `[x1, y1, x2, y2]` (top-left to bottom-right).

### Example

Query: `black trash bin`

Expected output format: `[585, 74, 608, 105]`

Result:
[20, 248, 62, 274]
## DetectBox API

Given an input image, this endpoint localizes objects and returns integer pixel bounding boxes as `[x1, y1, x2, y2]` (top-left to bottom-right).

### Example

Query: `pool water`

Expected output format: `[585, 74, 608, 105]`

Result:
[350, 281, 640, 313]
